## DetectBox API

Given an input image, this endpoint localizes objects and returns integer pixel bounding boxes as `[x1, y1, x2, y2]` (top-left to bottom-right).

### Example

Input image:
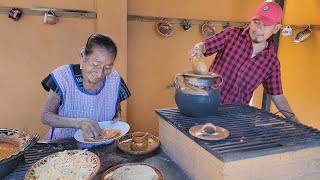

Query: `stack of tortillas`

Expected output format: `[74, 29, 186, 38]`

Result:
[112, 165, 158, 180]
[191, 56, 208, 75]
[83, 128, 121, 142]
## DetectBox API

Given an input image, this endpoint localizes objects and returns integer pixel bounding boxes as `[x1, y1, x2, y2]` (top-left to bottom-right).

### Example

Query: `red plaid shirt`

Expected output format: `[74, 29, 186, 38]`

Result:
[203, 26, 283, 104]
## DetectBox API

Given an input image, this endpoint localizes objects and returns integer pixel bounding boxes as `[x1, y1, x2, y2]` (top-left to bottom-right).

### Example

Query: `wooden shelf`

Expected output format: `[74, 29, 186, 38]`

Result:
[0, 6, 96, 19]
[128, 14, 247, 27]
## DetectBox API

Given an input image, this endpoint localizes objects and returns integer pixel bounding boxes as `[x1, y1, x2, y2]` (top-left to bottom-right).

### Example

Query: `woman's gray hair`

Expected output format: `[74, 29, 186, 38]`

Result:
[84, 33, 118, 59]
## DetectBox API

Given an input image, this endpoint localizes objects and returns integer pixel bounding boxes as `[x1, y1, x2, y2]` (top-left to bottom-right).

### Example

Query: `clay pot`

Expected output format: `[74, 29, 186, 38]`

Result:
[294, 25, 312, 43]
[174, 71, 223, 118]
[156, 19, 173, 37]
[0, 129, 39, 178]
[201, 21, 215, 38]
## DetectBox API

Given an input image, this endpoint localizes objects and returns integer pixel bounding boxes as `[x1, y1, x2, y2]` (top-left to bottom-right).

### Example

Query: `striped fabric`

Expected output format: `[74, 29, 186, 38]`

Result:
[44, 64, 121, 140]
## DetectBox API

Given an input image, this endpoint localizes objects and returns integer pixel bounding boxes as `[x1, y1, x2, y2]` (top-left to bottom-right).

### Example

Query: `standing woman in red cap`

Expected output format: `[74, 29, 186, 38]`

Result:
[188, 1, 300, 122]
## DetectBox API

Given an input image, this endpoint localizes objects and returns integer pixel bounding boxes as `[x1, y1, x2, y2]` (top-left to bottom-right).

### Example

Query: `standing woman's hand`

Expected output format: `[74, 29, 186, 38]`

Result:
[188, 42, 206, 60]
[78, 119, 103, 139]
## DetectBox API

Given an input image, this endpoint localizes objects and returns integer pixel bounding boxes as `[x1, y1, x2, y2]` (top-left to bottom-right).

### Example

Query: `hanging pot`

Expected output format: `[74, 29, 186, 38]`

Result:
[44, 10, 58, 24]
[174, 71, 223, 118]
[201, 21, 215, 39]
[156, 18, 173, 37]
[8, 8, 22, 21]
[294, 25, 312, 43]
[0, 129, 39, 178]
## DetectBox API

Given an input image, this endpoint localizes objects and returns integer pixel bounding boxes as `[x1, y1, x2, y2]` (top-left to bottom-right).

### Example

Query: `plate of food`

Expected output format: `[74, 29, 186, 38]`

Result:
[189, 123, 229, 141]
[101, 163, 163, 180]
[74, 121, 130, 144]
[24, 150, 100, 180]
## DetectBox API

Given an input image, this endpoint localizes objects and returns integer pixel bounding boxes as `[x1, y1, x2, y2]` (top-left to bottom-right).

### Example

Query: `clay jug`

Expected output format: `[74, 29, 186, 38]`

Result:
[174, 71, 223, 118]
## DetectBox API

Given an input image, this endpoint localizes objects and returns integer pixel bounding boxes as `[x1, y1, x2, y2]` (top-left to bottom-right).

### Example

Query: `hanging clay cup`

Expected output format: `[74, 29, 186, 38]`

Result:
[156, 18, 173, 37]
[181, 19, 192, 31]
[294, 25, 312, 43]
[282, 25, 293, 36]
[201, 21, 215, 38]
[44, 11, 58, 24]
[8, 8, 22, 21]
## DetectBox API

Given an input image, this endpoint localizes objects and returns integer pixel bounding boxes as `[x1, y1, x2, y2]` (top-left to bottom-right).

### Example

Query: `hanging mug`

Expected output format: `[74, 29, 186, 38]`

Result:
[282, 25, 293, 36]
[294, 25, 312, 43]
[44, 11, 58, 24]
[8, 8, 22, 21]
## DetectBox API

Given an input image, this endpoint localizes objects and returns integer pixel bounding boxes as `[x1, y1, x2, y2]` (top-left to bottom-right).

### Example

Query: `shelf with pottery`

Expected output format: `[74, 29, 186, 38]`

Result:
[128, 15, 319, 42]
[281, 24, 316, 42]
[128, 14, 247, 38]
[0, 6, 96, 20]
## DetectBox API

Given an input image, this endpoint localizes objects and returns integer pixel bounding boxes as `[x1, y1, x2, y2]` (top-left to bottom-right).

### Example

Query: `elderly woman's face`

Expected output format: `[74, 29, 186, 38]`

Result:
[81, 46, 115, 84]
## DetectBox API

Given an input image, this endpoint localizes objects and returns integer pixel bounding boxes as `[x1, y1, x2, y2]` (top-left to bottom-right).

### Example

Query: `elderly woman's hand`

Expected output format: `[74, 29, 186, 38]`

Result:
[79, 119, 103, 139]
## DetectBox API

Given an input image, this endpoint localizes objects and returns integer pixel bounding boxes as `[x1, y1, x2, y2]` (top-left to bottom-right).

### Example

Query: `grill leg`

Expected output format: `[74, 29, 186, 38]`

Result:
[262, 91, 271, 112]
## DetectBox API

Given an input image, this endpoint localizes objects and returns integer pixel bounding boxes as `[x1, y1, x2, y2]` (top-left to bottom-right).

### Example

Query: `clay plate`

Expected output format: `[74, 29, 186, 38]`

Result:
[101, 163, 164, 180]
[189, 124, 229, 140]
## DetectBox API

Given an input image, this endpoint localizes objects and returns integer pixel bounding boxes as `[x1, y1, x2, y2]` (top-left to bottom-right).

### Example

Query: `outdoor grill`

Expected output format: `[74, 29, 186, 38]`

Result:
[156, 103, 320, 179]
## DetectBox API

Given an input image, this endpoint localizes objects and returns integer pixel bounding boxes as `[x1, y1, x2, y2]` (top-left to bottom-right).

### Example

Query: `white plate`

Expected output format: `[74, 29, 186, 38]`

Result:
[74, 121, 130, 144]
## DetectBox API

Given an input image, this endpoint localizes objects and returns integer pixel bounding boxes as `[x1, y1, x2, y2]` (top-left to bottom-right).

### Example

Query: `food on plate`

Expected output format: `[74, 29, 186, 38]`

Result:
[83, 128, 121, 142]
[31, 150, 98, 179]
[0, 142, 18, 159]
[112, 165, 158, 180]
[200, 123, 217, 136]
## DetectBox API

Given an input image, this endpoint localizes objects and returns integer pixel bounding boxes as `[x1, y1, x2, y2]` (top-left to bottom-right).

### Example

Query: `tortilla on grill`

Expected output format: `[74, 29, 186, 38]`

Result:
[112, 165, 158, 180]
[83, 128, 121, 142]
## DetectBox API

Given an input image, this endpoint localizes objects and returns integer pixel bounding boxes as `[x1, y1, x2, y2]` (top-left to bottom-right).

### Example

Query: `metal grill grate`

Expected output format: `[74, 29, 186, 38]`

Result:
[155, 103, 320, 162]
[4, 141, 77, 180]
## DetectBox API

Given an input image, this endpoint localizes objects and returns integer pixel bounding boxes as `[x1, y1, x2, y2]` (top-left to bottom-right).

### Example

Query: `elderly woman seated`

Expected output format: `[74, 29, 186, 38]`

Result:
[41, 33, 130, 140]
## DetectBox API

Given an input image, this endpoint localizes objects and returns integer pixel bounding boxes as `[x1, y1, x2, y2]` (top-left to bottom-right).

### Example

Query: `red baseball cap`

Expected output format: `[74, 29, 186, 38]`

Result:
[250, 1, 283, 26]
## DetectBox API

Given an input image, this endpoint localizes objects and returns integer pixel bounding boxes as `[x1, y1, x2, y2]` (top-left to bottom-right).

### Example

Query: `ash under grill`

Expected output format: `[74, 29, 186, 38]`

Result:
[4, 141, 77, 180]
[156, 103, 320, 162]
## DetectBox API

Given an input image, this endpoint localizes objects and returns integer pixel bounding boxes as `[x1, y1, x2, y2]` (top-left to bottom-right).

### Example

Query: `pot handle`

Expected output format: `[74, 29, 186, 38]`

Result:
[173, 73, 183, 89]
[212, 74, 223, 89]
[23, 133, 40, 151]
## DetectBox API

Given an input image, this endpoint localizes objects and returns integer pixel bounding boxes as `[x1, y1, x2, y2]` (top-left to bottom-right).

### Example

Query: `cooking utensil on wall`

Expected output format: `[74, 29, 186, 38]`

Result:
[282, 25, 293, 36]
[156, 18, 173, 37]
[294, 25, 312, 42]
[181, 19, 192, 31]
[201, 21, 215, 38]
[44, 10, 58, 24]
[8, 8, 22, 21]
